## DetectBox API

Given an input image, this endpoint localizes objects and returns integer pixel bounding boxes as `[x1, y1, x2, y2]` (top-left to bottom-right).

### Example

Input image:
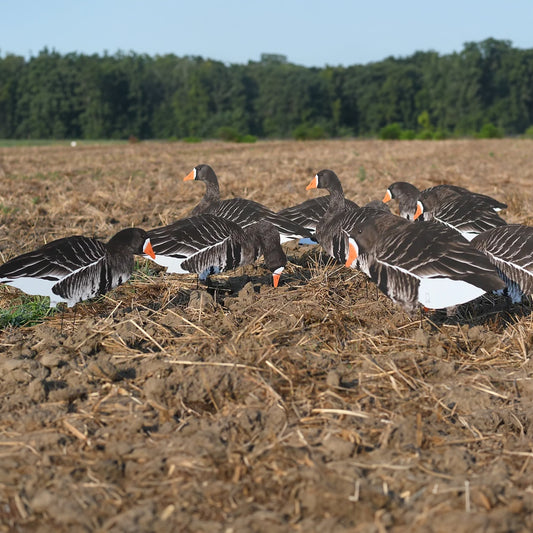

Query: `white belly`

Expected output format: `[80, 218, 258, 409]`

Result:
[418, 277, 486, 309]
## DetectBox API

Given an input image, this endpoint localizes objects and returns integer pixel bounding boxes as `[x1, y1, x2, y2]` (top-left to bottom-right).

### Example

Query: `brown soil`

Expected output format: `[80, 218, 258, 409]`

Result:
[0, 139, 532, 532]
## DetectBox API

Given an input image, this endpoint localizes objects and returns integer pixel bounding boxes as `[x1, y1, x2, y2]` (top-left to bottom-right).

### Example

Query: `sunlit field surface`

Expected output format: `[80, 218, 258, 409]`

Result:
[0, 139, 532, 531]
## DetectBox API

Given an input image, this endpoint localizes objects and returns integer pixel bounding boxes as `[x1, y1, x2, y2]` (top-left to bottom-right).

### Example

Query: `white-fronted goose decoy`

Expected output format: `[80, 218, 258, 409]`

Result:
[383, 181, 507, 239]
[0, 228, 155, 308]
[383, 182, 507, 219]
[471, 224, 533, 303]
[184, 164, 312, 244]
[307, 170, 505, 313]
[277, 195, 360, 237]
[146, 214, 286, 287]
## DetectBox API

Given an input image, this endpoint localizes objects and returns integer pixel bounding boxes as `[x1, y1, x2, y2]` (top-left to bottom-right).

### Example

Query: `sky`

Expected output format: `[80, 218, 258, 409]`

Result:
[2, 0, 533, 67]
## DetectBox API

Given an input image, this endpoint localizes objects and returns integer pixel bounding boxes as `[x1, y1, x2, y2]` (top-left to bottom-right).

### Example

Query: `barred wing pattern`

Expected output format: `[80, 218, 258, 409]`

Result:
[204, 198, 312, 243]
[343, 209, 505, 311]
[424, 185, 508, 212]
[423, 195, 507, 240]
[52, 257, 114, 304]
[278, 196, 360, 233]
[472, 225, 533, 302]
[147, 215, 247, 274]
[359, 254, 421, 312]
[0, 236, 106, 281]
[0, 236, 108, 307]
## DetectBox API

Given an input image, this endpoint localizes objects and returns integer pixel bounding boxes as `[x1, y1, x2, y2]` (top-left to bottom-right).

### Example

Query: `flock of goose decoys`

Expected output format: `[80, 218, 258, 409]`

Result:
[0, 164, 532, 316]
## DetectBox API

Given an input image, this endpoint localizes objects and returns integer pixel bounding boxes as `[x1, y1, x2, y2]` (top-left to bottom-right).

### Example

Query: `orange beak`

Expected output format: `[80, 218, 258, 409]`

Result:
[306, 176, 318, 190]
[383, 189, 392, 203]
[345, 238, 358, 267]
[143, 239, 156, 259]
[183, 169, 195, 181]
[413, 201, 423, 221]
[272, 267, 284, 288]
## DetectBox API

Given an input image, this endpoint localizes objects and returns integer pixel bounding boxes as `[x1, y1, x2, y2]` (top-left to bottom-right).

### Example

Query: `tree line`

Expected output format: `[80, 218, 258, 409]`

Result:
[1, 38, 532, 140]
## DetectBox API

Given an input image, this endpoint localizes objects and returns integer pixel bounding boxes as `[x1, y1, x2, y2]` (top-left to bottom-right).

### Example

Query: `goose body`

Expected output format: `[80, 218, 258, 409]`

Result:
[0, 228, 154, 307]
[347, 209, 506, 312]
[146, 214, 286, 286]
[277, 196, 360, 235]
[184, 164, 312, 243]
[308, 170, 505, 312]
[471, 224, 533, 303]
[383, 181, 507, 239]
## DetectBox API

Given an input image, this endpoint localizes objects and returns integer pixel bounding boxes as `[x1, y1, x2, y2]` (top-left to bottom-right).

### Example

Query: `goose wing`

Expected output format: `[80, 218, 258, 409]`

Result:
[0, 236, 106, 282]
[428, 196, 507, 239]
[278, 196, 360, 234]
[472, 224, 533, 295]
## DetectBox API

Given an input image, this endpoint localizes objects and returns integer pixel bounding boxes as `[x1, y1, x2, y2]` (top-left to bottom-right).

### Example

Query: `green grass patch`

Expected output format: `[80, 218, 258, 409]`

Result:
[0, 294, 56, 328]
[131, 258, 162, 280]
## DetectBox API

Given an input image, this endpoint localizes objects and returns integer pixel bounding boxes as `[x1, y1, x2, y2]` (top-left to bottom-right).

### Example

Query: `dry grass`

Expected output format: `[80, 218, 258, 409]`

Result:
[0, 139, 532, 532]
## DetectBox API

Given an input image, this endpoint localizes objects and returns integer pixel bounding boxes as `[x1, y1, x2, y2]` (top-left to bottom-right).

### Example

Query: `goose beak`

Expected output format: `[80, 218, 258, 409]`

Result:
[306, 175, 318, 190]
[183, 169, 196, 181]
[272, 267, 284, 288]
[345, 238, 358, 268]
[413, 201, 423, 221]
[143, 239, 156, 259]
[383, 189, 392, 203]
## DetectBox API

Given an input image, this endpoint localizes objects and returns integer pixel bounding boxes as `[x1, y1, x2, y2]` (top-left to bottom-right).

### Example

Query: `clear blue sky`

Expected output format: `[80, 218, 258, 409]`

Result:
[2, 0, 532, 67]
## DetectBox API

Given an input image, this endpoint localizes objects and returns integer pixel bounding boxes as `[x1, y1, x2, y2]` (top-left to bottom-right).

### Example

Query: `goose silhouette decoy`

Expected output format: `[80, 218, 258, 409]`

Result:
[146, 214, 286, 287]
[0, 228, 155, 308]
[184, 164, 312, 243]
[471, 224, 533, 303]
[383, 181, 507, 239]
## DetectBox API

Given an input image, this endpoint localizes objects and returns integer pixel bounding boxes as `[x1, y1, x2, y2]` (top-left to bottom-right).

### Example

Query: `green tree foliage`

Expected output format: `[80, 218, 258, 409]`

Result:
[0, 39, 532, 140]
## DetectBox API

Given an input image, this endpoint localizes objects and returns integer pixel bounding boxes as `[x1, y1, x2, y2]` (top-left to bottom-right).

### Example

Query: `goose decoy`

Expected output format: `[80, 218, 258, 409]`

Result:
[383, 181, 507, 220]
[471, 224, 533, 303]
[146, 214, 286, 287]
[277, 195, 360, 236]
[0, 228, 155, 308]
[183, 164, 312, 243]
[307, 170, 505, 313]
[383, 182, 507, 239]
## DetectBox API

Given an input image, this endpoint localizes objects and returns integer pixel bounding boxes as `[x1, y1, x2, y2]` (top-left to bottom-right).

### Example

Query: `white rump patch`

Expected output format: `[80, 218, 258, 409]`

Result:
[418, 277, 486, 309]
[146, 253, 188, 274]
[1, 277, 68, 307]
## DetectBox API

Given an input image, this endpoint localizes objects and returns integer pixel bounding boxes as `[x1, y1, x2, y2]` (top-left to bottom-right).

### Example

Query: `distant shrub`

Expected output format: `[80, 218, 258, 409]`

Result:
[379, 123, 402, 140]
[167, 136, 179, 142]
[432, 129, 449, 140]
[417, 110, 432, 131]
[523, 125, 533, 138]
[292, 124, 327, 140]
[335, 126, 355, 138]
[416, 129, 434, 140]
[399, 129, 416, 140]
[477, 123, 503, 139]
[237, 134, 257, 143]
[216, 126, 241, 142]
[128, 135, 139, 144]
[183, 136, 202, 143]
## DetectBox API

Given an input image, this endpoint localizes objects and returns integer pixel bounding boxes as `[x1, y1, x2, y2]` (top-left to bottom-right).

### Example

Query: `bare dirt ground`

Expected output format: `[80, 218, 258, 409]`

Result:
[0, 139, 532, 532]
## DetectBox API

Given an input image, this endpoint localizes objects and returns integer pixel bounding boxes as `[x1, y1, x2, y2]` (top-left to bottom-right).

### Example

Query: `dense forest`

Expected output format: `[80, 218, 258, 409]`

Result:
[1, 38, 532, 140]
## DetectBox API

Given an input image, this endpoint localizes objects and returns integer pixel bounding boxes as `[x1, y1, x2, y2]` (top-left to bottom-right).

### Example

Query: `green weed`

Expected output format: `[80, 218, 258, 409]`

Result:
[0, 295, 56, 328]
